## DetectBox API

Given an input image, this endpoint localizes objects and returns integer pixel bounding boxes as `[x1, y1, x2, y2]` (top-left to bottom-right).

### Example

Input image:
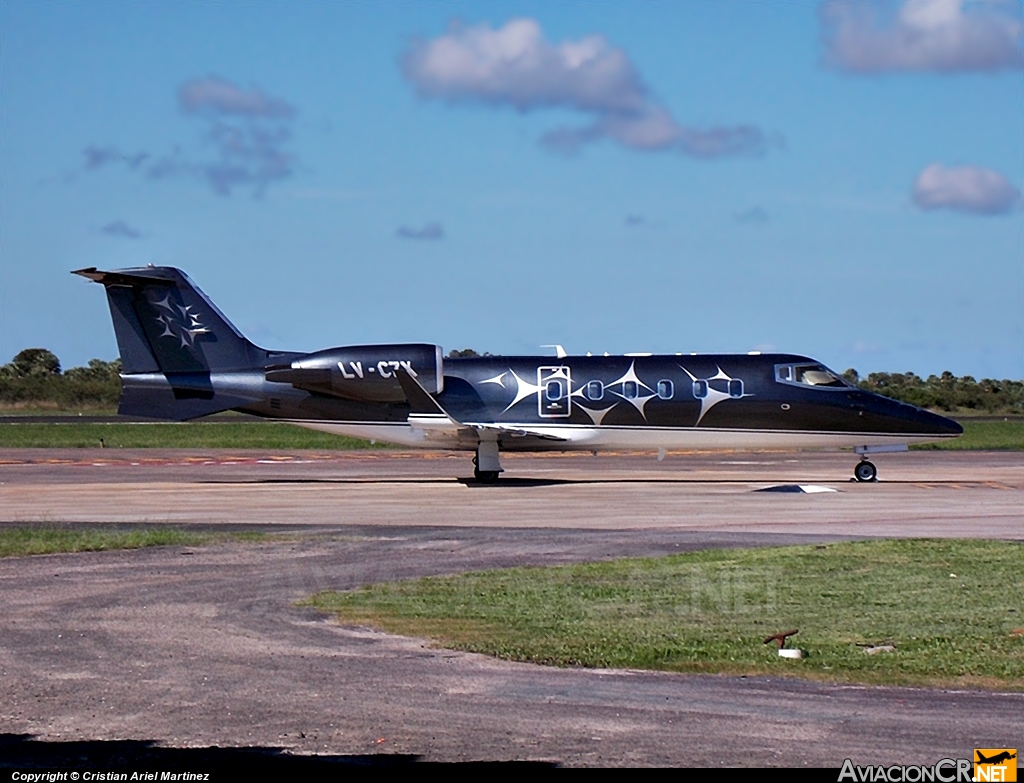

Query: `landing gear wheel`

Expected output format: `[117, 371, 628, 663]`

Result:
[474, 439, 502, 484]
[854, 460, 877, 483]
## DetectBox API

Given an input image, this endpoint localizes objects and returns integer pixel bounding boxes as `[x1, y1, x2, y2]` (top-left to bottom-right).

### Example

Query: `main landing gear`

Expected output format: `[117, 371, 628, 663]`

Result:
[473, 438, 502, 484]
[473, 461, 499, 483]
[854, 459, 877, 483]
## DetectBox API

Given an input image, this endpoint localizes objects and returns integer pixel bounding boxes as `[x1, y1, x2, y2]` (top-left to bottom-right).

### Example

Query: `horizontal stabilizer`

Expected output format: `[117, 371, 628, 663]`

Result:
[74, 267, 177, 287]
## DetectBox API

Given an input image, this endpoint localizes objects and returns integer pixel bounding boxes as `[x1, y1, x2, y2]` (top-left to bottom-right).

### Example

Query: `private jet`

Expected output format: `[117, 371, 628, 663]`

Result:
[75, 266, 962, 482]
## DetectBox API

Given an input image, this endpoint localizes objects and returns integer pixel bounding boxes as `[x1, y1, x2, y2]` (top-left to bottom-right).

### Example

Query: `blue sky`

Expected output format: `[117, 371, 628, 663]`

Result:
[1, 0, 1022, 378]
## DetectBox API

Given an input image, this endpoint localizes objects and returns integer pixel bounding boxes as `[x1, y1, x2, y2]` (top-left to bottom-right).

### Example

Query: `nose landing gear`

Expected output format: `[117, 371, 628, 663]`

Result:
[852, 443, 907, 483]
[854, 459, 877, 483]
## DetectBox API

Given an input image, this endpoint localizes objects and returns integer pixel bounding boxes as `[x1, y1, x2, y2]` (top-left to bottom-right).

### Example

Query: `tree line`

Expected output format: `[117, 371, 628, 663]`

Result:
[1, 349, 121, 408]
[841, 369, 1023, 415]
[2, 348, 1022, 414]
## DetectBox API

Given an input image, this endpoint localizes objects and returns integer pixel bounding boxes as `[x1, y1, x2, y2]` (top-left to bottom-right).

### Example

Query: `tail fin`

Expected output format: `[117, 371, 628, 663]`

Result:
[75, 266, 270, 419]
[75, 266, 263, 374]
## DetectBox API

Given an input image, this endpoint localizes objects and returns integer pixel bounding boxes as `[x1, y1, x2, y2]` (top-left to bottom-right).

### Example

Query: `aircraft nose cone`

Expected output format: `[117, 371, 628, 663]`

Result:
[881, 395, 962, 436]
[920, 409, 963, 436]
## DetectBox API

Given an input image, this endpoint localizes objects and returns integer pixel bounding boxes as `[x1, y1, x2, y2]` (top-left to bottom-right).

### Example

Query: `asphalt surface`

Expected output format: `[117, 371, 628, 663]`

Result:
[1, 449, 1022, 768]
[1, 449, 1022, 538]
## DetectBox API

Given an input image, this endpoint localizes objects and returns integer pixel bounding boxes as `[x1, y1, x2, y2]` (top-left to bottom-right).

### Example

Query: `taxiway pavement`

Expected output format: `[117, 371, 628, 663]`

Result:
[1, 449, 1022, 538]
[1, 449, 1022, 767]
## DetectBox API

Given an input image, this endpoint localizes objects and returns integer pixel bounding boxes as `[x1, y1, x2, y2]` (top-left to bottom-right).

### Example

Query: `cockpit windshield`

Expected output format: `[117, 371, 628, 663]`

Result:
[775, 363, 849, 389]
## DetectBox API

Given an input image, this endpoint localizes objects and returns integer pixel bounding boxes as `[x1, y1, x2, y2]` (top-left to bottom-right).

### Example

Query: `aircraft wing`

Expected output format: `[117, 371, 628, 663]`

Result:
[470, 423, 569, 442]
[395, 366, 465, 437]
[395, 368, 568, 443]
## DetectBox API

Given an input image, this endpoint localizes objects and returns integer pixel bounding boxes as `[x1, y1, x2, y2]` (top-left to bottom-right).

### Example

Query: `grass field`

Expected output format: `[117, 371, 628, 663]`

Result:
[0, 421, 386, 449]
[0, 406, 119, 416]
[912, 420, 1024, 450]
[307, 539, 1024, 689]
[0, 525, 269, 558]
[0, 418, 1022, 450]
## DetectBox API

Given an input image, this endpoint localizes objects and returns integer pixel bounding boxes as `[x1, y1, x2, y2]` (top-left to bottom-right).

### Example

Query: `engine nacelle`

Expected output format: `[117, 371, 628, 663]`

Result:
[266, 343, 443, 403]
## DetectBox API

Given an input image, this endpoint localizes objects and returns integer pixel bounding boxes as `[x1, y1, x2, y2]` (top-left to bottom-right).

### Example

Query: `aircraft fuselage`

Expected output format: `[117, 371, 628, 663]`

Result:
[75, 265, 963, 481]
[241, 352, 962, 453]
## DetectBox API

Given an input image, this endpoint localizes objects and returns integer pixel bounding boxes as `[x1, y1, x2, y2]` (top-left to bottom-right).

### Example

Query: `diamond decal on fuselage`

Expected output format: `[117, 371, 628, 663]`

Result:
[501, 370, 542, 414]
[681, 365, 747, 425]
[604, 360, 658, 418]
[478, 360, 747, 426]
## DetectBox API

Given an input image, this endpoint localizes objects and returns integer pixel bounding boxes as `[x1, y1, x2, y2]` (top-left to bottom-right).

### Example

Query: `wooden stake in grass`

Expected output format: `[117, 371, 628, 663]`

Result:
[763, 629, 799, 649]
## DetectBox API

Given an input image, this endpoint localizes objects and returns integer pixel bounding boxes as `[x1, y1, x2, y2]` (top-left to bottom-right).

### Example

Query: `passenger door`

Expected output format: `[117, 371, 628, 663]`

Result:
[538, 366, 572, 418]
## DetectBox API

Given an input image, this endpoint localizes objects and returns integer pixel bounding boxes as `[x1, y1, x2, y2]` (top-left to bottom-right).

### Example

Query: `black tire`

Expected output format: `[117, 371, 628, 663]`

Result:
[854, 460, 877, 482]
[474, 469, 499, 484]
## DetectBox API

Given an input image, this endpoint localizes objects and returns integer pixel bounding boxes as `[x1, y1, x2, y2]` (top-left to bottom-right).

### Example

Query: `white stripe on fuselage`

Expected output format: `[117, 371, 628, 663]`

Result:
[286, 420, 955, 451]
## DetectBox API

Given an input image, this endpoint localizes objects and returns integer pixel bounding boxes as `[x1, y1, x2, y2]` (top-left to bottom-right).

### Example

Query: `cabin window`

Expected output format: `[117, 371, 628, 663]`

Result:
[546, 380, 563, 401]
[623, 381, 638, 399]
[728, 379, 743, 398]
[657, 380, 673, 399]
[586, 380, 604, 401]
[692, 379, 708, 398]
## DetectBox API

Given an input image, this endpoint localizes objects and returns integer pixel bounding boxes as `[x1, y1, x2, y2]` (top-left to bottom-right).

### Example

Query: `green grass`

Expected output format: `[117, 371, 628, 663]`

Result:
[0, 406, 119, 416]
[913, 420, 1024, 450]
[0, 524, 269, 557]
[307, 539, 1024, 689]
[0, 421, 387, 449]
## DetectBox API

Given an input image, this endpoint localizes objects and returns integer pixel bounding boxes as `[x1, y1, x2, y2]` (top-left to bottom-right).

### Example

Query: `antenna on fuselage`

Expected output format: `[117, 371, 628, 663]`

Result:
[541, 344, 567, 359]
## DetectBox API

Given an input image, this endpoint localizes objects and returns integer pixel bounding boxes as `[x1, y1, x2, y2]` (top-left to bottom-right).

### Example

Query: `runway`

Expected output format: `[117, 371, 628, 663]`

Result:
[1, 449, 1022, 537]
[1, 448, 1022, 767]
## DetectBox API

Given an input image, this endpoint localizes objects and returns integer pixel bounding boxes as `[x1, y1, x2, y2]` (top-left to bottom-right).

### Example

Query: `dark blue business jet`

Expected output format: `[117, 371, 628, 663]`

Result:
[75, 266, 962, 483]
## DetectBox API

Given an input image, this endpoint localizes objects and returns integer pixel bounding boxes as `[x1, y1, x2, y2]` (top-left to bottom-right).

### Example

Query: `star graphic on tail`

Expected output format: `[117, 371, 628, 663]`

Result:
[149, 294, 210, 348]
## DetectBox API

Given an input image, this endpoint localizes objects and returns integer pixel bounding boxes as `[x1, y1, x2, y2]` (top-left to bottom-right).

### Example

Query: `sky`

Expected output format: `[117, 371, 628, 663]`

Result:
[1, 0, 1022, 379]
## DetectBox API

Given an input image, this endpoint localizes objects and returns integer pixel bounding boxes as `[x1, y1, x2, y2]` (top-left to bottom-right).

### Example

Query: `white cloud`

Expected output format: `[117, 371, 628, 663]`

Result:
[734, 206, 770, 224]
[83, 147, 149, 170]
[100, 220, 143, 239]
[912, 163, 1021, 214]
[822, 0, 1024, 73]
[178, 77, 297, 195]
[397, 222, 445, 240]
[178, 76, 294, 117]
[83, 76, 298, 197]
[401, 18, 646, 113]
[402, 18, 773, 157]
